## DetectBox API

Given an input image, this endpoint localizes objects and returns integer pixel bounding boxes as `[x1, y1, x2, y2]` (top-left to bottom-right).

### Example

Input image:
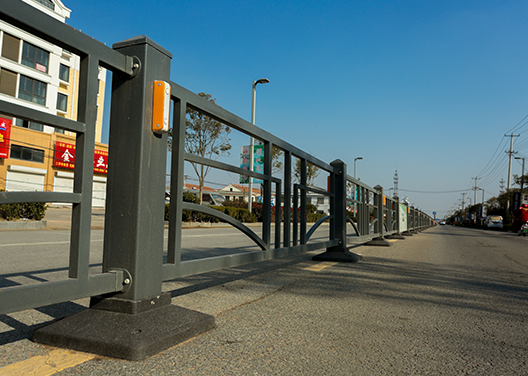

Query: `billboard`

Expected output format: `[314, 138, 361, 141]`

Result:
[54, 141, 108, 174]
[239, 144, 264, 184]
[0, 117, 12, 159]
[399, 203, 408, 232]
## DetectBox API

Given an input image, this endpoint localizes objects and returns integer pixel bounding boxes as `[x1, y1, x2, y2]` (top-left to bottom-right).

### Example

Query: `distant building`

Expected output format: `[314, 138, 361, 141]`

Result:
[0, 0, 108, 206]
[184, 183, 215, 194]
[218, 183, 261, 202]
[306, 192, 330, 214]
[184, 183, 225, 206]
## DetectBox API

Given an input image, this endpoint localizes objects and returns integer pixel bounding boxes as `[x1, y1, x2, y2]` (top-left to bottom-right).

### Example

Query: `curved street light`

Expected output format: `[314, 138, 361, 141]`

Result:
[248, 78, 270, 212]
[354, 157, 363, 180]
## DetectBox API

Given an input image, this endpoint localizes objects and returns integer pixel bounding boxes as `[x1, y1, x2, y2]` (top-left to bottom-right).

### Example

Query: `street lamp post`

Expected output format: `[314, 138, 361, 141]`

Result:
[354, 157, 363, 179]
[248, 78, 270, 212]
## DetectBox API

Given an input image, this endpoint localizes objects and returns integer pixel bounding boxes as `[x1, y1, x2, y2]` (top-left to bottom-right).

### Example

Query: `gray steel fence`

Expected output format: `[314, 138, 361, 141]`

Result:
[0, 0, 137, 315]
[0, 0, 433, 359]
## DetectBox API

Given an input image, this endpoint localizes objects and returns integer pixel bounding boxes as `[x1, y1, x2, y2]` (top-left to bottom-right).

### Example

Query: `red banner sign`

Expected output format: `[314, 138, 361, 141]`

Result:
[0, 117, 12, 159]
[93, 149, 108, 174]
[54, 141, 108, 174]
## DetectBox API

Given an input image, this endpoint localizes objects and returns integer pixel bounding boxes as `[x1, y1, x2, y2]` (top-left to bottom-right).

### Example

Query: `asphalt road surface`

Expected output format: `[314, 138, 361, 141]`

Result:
[0, 225, 331, 286]
[1, 225, 528, 375]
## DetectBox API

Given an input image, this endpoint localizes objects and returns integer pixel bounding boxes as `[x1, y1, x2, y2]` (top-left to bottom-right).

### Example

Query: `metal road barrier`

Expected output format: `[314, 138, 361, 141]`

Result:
[0, 0, 434, 360]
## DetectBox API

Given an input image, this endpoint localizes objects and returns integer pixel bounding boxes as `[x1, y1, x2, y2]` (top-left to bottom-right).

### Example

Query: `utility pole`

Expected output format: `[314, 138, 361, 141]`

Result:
[505, 134, 520, 191]
[461, 193, 466, 211]
[472, 177, 480, 207]
[393, 170, 399, 198]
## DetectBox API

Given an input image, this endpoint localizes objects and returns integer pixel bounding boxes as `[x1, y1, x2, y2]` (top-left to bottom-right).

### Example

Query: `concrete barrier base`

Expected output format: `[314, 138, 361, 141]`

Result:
[365, 237, 392, 247]
[312, 249, 363, 263]
[387, 233, 405, 240]
[33, 293, 215, 361]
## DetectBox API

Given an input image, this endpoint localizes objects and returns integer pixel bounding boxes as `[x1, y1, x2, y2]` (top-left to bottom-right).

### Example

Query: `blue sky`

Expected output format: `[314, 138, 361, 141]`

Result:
[65, 0, 528, 218]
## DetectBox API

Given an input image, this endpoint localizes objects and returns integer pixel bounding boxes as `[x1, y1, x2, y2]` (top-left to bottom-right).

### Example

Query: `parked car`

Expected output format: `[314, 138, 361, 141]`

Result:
[439, 221, 446, 225]
[165, 189, 226, 206]
[484, 215, 503, 229]
[184, 188, 226, 206]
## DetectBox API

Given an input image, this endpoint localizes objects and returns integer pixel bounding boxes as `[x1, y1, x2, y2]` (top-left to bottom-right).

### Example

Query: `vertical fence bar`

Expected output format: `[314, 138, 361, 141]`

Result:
[283, 150, 292, 247]
[359, 187, 367, 235]
[68, 55, 99, 280]
[386, 196, 392, 232]
[275, 181, 282, 249]
[300, 158, 307, 244]
[293, 185, 299, 246]
[167, 98, 187, 265]
[262, 141, 272, 249]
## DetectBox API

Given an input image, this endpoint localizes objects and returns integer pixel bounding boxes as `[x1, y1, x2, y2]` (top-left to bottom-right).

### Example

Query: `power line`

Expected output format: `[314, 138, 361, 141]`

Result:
[398, 188, 471, 194]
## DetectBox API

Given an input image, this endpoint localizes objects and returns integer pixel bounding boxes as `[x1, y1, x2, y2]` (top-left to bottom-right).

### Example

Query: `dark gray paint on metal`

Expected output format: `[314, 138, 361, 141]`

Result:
[102, 36, 171, 301]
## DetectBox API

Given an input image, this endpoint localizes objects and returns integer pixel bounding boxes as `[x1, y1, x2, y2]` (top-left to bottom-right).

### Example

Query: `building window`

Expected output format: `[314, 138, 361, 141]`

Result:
[1, 33, 20, 62]
[59, 64, 69, 82]
[0, 68, 17, 97]
[54, 128, 65, 134]
[21, 41, 49, 73]
[317, 197, 325, 205]
[57, 93, 68, 112]
[15, 118, 43, 132]
[19, 75, 47, 105]
[33, 0, 55, 11]
[10, 144, 45, 163]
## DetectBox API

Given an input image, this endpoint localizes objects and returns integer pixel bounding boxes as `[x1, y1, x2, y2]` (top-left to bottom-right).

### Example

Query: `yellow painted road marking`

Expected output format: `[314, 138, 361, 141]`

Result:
[304, 262, 338, 272]
[387, 239, 398, 242]
[0, 349, 94, 376]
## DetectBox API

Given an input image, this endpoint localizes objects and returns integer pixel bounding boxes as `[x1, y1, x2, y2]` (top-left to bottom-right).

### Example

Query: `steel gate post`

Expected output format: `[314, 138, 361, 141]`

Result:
[33, 36, 214, 361]
[313, 159, 362, 262]
[410, 207, 418, 234]
[387, 196, 405, 239]
[365, 185, 391, 246]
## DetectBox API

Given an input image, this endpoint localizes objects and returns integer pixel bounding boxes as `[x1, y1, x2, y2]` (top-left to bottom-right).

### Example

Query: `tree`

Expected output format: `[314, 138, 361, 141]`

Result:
[168, 93, 231, 204]
[513, 173, 528, 191]
[293, 159, 320, 187]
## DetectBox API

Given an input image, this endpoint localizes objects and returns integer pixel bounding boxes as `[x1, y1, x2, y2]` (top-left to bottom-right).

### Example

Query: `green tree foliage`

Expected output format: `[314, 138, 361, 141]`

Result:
[513, 173, 528, 190]
[294, 159, 320, 187]
[168, 93, 231, 204]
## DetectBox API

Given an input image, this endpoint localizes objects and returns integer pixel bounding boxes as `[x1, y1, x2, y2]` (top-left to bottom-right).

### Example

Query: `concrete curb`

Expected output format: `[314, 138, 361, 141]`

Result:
[0, 220, 47, 230]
